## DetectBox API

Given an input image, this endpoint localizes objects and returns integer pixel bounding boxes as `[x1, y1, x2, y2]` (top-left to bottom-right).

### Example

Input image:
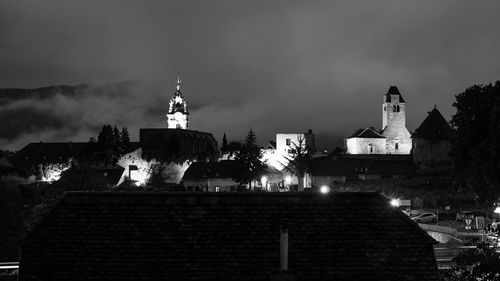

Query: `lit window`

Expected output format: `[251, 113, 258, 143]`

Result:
[215, 186, 220, 192]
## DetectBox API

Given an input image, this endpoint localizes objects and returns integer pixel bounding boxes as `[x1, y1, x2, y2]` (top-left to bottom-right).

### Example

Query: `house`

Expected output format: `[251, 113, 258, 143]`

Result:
[183, 160, 284, 191]
[309, 155, 415, 187]
[412, 107, 453, 175]
[18, 192, 439, 281]
[182, 160, 242, 191]
[262, 130, 316, 171]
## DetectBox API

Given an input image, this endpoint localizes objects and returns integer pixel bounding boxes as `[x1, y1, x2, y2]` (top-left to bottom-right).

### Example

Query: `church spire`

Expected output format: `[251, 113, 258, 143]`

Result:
[166, 76, 189, 129]
[176, 76, 182, 91]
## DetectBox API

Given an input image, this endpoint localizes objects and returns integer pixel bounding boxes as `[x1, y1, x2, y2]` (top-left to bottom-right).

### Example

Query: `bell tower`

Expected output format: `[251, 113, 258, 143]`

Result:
[166, 77, 189, 129]
[381, 86, 411, 154]
[382, 86, 406, 130]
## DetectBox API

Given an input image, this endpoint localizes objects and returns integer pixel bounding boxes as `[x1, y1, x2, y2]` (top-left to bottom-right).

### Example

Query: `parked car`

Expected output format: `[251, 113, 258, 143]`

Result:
[411, 212, 437, 223]
[456, 211, 474, 221]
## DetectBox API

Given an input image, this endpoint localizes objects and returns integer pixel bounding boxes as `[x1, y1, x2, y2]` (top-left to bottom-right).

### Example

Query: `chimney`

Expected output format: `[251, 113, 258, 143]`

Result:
[280, 224, 288, 271]
[270, 224, 296, 281]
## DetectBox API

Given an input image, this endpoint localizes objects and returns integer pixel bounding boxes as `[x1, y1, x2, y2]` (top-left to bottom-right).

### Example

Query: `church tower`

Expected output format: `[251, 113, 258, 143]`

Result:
[380, 86, 411, 154]
[166, 77, 189, 129]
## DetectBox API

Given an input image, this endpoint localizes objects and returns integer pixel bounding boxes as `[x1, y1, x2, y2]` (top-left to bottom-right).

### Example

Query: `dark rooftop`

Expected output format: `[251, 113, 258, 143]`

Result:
[183, 160, 243, 179]
[384, 86, 405, 103]
[19, 192, 438, 281]
[310, 155, 415, 179]
[413, 107, 453, 140]
[139, 128, 218, 161]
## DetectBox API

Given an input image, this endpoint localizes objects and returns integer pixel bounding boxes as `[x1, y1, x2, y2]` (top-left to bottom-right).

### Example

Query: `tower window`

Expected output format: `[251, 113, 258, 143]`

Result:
[395, 143, 399, 150]
[393, 105, 396, 112]
[397, 105, 400, 112]
[384, 106, 386, 112]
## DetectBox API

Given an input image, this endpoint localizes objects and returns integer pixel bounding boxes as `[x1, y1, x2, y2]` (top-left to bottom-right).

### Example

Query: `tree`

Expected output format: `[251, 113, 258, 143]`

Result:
[440, 241, 500, 281]
[233, 129, 267, 188]
[120, 127, 130, 152]
[285, 136, 314, 191]
[450, 81, 500, 204]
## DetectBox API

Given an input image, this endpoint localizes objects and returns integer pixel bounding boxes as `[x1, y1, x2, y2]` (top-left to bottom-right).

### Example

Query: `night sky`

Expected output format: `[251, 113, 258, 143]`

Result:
[1, 0, 500, 151]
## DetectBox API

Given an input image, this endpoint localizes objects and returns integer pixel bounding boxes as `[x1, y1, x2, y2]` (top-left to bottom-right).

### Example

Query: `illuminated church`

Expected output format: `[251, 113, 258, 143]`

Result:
[116, 78, 218, 187]
[166, 78, 189, 129]
[345, 86, 412, 155]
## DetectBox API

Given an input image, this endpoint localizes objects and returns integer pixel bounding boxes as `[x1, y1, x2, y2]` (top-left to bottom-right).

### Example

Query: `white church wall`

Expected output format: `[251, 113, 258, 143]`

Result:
[385, 136, 412, 154]
[346, 138, 386, 154]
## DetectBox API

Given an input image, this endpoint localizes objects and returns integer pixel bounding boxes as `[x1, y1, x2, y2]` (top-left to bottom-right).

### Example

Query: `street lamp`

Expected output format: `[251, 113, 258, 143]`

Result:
[390, 199, 400, 207]
[320, 185, 330, 194]
[261, 176, 268, 190]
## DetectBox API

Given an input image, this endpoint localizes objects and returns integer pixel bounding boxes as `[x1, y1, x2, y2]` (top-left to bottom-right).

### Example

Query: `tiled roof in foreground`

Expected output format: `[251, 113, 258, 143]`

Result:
[19, 192, 439, 281]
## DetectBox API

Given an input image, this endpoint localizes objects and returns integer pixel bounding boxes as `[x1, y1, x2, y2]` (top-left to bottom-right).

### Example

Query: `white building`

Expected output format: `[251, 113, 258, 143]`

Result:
[262, 130, 315, 171]
[345, 86, 412, 155]
[345, 128, 386, 154]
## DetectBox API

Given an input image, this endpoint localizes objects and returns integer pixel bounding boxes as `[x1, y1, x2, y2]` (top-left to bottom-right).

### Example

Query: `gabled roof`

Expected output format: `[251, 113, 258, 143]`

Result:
[19, 192, 438, 281]
[347, 127, 386, 139]
[413, 107, 452, 140]
[10, 142, 140, 166]
[140, 129, 218, 161]
[384, 86, 405, 103]
[309, 155, 415, 178]
[55, 167, 125, 189]
[261, 141, 276, 150]
[183, 160, 243, 179]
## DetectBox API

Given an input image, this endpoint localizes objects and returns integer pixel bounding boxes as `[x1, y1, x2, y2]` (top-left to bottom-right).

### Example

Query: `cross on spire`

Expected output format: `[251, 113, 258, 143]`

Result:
[176, 76, 182, 91]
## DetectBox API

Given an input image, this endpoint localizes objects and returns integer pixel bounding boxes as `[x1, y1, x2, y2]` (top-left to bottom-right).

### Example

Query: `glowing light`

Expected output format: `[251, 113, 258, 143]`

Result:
[284, 176, 292, 185]
[261, 176, 268, 188]
[320, 185, 330, 194]
[494, 206, 500, 214]
[390, 199, 400, 207]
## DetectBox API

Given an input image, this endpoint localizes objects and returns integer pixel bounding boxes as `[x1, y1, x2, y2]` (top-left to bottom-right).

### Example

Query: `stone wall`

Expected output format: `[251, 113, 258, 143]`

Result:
[345, 137, 386, 154]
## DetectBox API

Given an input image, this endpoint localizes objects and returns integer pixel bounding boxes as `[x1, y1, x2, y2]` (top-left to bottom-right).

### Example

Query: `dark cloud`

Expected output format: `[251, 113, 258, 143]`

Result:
[1, 1, 500, 151]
